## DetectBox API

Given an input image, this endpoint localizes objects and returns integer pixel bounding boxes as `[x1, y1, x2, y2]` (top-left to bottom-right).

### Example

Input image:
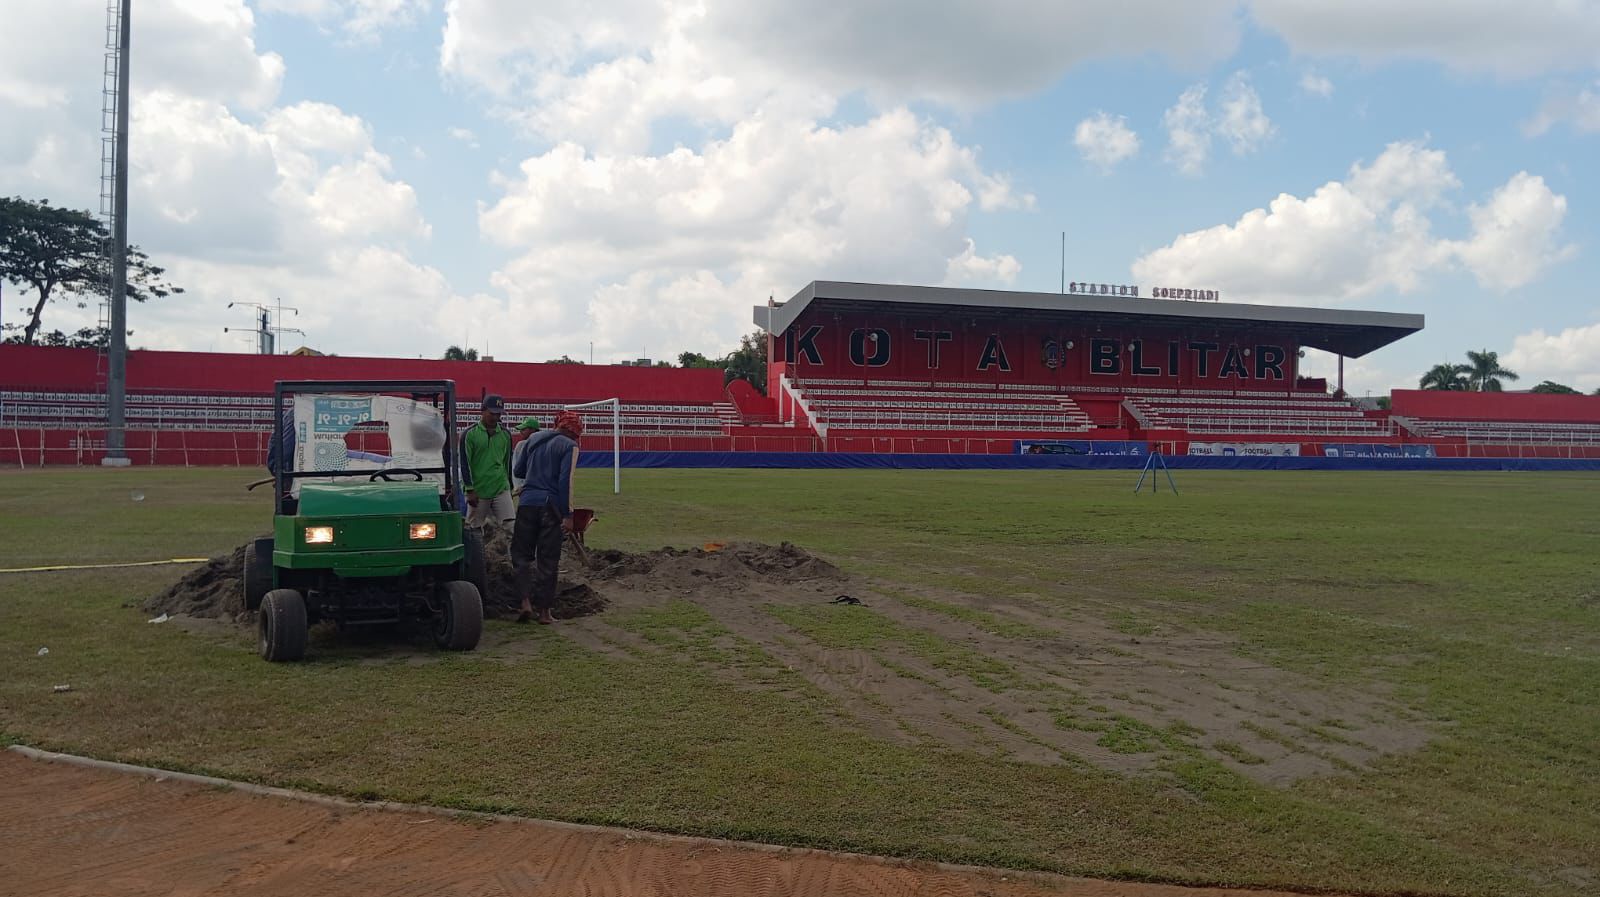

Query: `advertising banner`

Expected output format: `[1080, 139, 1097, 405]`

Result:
[1321, 444, 1436, 458]
[1017, 440, 1148, 457]
[1188, 442, 1300, 457]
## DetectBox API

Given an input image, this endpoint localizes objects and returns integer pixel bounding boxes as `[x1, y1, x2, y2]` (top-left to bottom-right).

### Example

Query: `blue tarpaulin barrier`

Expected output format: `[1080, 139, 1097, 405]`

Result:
[578, 451, 1600, 472]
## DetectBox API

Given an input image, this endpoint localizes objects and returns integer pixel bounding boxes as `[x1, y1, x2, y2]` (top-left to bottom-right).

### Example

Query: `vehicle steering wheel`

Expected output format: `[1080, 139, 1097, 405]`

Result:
[370, 468, 425, 482]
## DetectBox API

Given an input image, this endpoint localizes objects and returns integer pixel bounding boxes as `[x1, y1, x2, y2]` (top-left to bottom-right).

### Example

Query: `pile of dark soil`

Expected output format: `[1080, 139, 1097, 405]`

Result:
[143, 543, 250, 621]
[478, 527, 607, 620]
[141, 533, 841, 623]
[582, 541, 844, 587]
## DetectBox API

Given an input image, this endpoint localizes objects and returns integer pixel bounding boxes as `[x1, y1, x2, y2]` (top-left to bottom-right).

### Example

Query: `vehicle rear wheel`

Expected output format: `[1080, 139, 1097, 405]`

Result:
[243, 537, 273, 611]
[462, 528, 489, 602]
[259, 589, 308, 662]
[435, 581, 483, 651]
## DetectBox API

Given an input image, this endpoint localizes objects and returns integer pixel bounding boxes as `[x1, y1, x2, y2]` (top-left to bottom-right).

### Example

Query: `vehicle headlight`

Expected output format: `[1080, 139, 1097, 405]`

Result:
[409, 522, 437, 541]
[304, 526, 335, 544]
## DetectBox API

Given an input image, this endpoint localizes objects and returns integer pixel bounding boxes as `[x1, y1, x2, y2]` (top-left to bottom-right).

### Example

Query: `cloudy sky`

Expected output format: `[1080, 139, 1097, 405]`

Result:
[3, 0, 1598, 393]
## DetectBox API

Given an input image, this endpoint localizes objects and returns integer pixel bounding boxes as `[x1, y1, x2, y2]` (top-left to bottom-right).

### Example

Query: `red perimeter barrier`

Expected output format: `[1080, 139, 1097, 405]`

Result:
[1390, 389, 1600, 423]
[0, 346, 726, 404]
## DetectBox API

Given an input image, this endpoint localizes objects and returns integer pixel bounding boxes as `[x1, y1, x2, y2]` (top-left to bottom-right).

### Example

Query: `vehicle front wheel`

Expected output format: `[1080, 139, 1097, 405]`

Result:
[243, 537, 273, 611]
[259, 589, 308, 662]
[435, 581, 483, 651]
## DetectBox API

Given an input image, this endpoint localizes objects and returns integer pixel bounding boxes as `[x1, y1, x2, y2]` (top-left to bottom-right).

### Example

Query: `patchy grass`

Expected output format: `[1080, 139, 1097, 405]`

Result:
[2, 467, 1599, 896]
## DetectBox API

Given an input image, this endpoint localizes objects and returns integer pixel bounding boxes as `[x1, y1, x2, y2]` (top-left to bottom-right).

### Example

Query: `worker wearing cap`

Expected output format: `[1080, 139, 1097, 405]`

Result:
[509, 410, 582, 624]
[460, 394, 515, 528]
[510, 417, 542, 499]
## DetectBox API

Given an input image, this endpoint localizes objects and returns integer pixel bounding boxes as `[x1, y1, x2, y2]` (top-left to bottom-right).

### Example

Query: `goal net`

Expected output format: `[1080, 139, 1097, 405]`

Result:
[563, 397, 621, 494]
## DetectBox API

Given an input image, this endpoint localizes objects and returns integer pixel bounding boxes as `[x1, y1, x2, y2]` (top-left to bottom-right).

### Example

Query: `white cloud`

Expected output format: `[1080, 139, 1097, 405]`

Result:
[1524, 81, 1600, 136]
[1447, 173, 1576, 291]
[1299, 72, 1334, 97]
[1249, 0, 1600, 78]
[1506, 323, 1600, 392]
[1216, 72, 1274, 155]
[442, 0, 1242, 107]
[477, 109, 1032, 360]
[1161, 75, 1272, 173]
[257, 0, 430, 38]
[1131, 141, 1573, 304]
[1073, 112, 1140, 172]
[945, 239, 1021, 285]
[1345, 140, 1459, 207]
[1163, 85, 1212, 175]
[0, 0, 448, 357]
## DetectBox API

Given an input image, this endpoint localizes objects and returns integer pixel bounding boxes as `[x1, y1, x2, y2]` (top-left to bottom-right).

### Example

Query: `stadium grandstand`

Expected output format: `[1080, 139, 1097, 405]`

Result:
[5, 280, 1600, 465]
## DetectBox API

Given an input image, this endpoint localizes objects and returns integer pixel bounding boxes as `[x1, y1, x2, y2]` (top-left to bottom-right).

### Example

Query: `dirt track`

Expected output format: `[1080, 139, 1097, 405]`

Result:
[0, 751, 1342, 897]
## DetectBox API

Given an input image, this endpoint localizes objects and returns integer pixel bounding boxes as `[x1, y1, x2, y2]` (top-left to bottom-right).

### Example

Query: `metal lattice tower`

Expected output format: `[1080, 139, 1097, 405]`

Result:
[96, 0, 120, 396]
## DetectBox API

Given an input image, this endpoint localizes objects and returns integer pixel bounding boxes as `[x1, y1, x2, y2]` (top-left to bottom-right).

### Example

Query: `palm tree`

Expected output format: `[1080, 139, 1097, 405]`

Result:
[1419, 362, 1470, 391]
[443, 345, 479, 361]
[1465, 349, 1518, 392]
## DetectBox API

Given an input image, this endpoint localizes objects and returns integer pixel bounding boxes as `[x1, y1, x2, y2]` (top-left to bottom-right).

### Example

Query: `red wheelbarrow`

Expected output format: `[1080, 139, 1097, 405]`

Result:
[568, 508, 598, 562]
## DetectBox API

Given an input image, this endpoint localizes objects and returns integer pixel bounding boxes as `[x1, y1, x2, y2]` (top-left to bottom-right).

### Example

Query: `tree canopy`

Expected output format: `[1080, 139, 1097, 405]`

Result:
[1530, 380, 1579, 395]
[1419, 350, 1525, 392]
[0, 197, 181, 345]
[1419, 362, 1470, 391]
[442, 345, 480, 361]
[1464, 349, 1519, 392]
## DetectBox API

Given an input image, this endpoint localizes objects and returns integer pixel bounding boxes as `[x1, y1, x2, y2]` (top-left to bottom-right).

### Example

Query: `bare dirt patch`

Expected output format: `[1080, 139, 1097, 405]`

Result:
[580, 553, 1429, 784]
[139, 535, 1427, 784]
[0, 751, 1338, 897]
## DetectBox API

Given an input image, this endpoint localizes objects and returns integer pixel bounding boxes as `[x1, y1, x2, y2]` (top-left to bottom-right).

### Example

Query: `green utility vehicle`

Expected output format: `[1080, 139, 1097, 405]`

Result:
[245, 380, 488, 662]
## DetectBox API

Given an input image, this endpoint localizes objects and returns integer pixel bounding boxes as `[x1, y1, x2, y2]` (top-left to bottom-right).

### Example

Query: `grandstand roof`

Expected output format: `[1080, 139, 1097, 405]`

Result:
[755, 281, 1424, 358]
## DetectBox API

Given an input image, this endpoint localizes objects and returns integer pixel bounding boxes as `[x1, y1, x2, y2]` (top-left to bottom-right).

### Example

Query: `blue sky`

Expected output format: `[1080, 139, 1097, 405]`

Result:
[3, 1, 1598, 393]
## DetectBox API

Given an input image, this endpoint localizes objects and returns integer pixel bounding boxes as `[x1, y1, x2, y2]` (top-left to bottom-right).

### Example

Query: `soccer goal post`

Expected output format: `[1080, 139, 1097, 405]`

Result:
[563, 397, 621, 494]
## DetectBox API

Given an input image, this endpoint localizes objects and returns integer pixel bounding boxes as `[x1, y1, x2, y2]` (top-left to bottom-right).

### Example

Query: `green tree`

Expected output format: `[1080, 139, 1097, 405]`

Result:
[722, 330, 768, 392]
[544, 355, 582, 364]
[0, 196, 180, 345]
[442, 345, 479, 361]
[2, 326, 114, 348]
[1419, 362, 1470, 391]
[677, 351, 719, 369]
[1530, 380, 1579, 395]
[1464, 349, 1519, 392]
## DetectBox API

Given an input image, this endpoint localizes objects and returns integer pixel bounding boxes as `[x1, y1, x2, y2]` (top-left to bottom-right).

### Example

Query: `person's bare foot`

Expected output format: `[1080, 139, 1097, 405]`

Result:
[516, 607, 533, 624]
[537, 610, 556, 625]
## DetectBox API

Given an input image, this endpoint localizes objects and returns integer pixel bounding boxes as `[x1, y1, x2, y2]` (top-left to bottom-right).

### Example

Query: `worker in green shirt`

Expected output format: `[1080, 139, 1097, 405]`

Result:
[460, 394, 514, 528]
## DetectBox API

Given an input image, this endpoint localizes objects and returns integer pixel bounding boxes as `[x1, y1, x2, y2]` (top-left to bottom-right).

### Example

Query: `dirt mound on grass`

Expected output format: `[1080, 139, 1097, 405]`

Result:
[478, 527, 606, 620]
[142, 532, 840, 623]
[473, 530, 839, 618]
[142, 543, 251, 621]
[586, 541, 844, 586]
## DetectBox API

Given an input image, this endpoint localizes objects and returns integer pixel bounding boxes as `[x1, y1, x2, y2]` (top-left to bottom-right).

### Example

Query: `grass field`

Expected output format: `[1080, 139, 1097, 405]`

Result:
[2, 467, 1597, 896]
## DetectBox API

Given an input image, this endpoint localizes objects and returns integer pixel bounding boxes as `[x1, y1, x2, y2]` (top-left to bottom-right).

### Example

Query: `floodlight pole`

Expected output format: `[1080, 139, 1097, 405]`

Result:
[103, 0, 132, 466]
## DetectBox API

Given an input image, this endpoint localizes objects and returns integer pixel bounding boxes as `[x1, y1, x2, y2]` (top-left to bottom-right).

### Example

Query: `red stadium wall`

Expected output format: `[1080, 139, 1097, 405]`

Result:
[0, 345, 726, 403]
[770, 307, 1304, 389]
[1391, 389, 1600, 423]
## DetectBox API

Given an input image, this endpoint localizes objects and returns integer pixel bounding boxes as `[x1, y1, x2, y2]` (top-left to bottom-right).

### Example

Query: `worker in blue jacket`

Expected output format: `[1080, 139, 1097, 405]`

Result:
[509, 410, 583, 624]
